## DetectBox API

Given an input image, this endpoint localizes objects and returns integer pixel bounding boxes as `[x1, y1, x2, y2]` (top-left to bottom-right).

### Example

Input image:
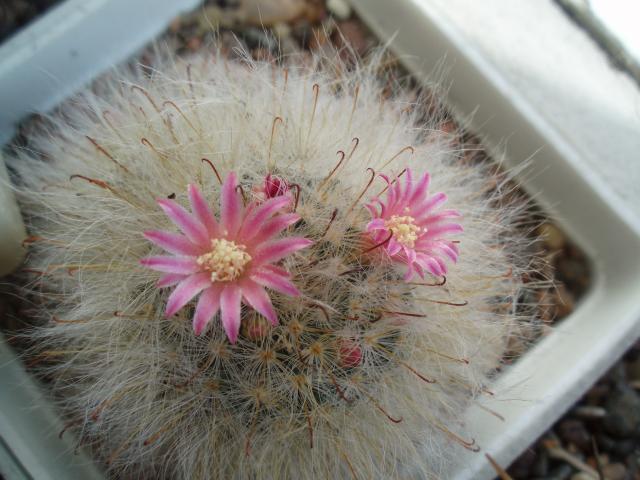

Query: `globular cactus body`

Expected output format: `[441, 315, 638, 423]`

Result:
[9, 47, 533, 479]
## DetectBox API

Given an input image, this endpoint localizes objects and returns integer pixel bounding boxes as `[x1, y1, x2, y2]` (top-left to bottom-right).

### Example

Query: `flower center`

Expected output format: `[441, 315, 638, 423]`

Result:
[385, 215, 422, 248]
[196, 238, 251, 282]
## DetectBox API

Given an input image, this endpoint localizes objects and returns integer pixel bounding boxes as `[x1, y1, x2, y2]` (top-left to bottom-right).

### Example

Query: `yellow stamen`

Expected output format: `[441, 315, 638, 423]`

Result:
[196, 238, 251, 282]
[385, 215, 423, 248]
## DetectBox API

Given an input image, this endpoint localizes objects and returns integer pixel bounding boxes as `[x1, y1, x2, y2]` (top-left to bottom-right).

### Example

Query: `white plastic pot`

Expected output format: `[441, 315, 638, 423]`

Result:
[1, 0, 639, 478]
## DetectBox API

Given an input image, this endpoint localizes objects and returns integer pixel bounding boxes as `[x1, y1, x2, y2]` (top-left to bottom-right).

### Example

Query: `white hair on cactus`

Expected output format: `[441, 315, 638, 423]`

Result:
[9, 44, 536, 479]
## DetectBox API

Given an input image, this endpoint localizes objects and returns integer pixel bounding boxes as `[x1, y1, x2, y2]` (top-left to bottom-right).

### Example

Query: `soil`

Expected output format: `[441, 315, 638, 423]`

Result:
[0, 0, 61, 44]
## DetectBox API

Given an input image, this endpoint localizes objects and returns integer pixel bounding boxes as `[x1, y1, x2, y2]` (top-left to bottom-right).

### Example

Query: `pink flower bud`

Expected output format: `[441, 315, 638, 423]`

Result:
[338, 338, 362, 368]
[264, 173, 290, 198]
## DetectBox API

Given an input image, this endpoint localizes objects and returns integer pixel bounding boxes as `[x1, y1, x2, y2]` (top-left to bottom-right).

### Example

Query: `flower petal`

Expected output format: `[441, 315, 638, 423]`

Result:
[188, 184, 220, 236]
[366, 218, 386, 231]
[250, 213, 300, 246]
[140, 256, 200, 274]
[413, 192, 448, 219]
[250, 268, 300, 297]
[157, 198, 209, 246]
[409, 172, 430, 205]
[157, 273, 187, 288]
[422, 223, 463, 238]
[165, 273, 211, 317]
[221, 172, 243, 237]
[144, 230, 201, 256]
[220, 285, 242, 343]
[192, 285, 222, 335]
[253, 237, 313, 264]
[239, 195, 291, 239]
[242, 281, 278, 325]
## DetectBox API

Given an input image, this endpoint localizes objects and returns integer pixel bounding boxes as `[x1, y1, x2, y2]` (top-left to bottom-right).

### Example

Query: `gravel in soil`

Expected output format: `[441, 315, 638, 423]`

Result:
[0, 0, 61, 43]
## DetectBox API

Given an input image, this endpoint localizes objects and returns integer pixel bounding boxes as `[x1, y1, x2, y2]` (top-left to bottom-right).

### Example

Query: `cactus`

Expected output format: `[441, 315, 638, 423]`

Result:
[9, 47, 534, 479]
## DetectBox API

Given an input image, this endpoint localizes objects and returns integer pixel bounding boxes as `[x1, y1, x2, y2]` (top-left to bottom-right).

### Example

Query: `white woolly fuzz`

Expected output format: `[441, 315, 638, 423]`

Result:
[9, 47, 535, 479]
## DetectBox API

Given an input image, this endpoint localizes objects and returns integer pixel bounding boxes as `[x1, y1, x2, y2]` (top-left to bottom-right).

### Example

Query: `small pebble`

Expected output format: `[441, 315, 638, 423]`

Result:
[558, 419, 591, 450]
[327, 0, 351, 20]
[241, 0, 308, 26]
[572, 405, 606, 419]
[333, 20, 370, 57]
[603, 385, 640, 438]
[602, 462, 627, 480]
[507, 448, 537, 478]
[531, 449, 550, 477]
[538, 222, 566, 250]
[545, 463, 574, 480]
[569, 473, 595, 480]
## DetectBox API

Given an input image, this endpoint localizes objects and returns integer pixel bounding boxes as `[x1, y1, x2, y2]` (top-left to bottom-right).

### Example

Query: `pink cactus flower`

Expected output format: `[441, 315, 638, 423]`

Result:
[365, 168, 462, 281]
[263, 173, 291, 199]
[140, 173, 312, 343]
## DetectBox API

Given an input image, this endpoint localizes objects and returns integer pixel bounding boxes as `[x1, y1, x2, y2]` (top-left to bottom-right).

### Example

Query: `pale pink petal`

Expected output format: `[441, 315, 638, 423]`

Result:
[221, 172, 243, 237]
[434, 256, 448, 274]
[144, 230, 201, 256]
[413, 192, 447, 219]
[364, 203, 379, 218]
[423, 257, 443, 276]
[250, 269, 301, 297]
[157, 198, 209, 246]
[242, 281, 278, 325]
[140, 256, 200, 274]
[253, 237, 313, 264]
[403, 263, 415, 281]
[188, 184, 219, 236]
[192, 285, 222, 335]
[157, 273, 187, 288]
[366, 218, 386, 231]
[259, 264, 292, 278]
[220, 285, 242, 343]
[409, 172, 430, 204]
[386, 239, 402, 256]
[165, 273, 211, 317]
[239, 195, 291, 239]
[436, 243, 459, 262]
[422, 223, 463, 238]
[250, 213, 300, 246]
[402, 168, 413, 202]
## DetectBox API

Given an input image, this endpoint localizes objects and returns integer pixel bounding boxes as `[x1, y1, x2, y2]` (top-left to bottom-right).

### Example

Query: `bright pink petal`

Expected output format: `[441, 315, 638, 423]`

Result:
[403, 263, 415, 281]
[413, 192, 448, 219]
[242, 281, 278, 325]
[250, 269, 301, 297]
[386, 239, 402, 256]
[144, 230, 200, 256]
[409, 172, 430, 205]
[192, 285, 222, 335]
[401, 168, 413, 202]
[250, 213, 300, 246]
[422, 223, 463, 238]
[220, 285, 242, 343]
[140, 256, 200, 274]
[436, 243, 459, 262]
[253, 237, 313, 264]
[239, 195, 291, 239]
[157, 273, 187, 288]
[157, 198, 209, 246]
[188, 184, 219, 236]
[366, 218, 386, 231]
[221, 172, 243, 237]
[165, 273, 211, 317]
